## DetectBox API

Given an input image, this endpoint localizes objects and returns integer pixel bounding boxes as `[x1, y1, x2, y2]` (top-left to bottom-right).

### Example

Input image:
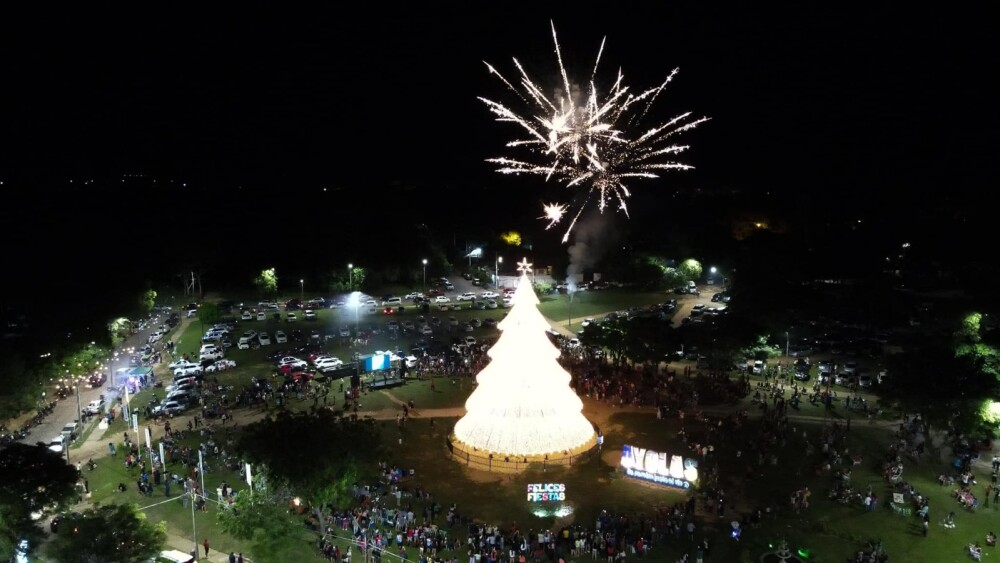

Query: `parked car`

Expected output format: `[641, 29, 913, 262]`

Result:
[200, 349, 224, 361]
[278, 357, 308, 369]
[84, 399, 104, 415]
[152, 400, 186, 416]
[315, 358, 344, 370]
[47, 435, 67, 454]
[168, 358, 198, 370]
[275, 330, 288, 344]
[303, 309, 317, 321]
[457, 292, 476, 301]
[434, 296, 450, 304]
[286, 312, 298, 323]
[174, 365, 202, 377]
[60, 422, 80, 441]
[258, 333, 272, 346]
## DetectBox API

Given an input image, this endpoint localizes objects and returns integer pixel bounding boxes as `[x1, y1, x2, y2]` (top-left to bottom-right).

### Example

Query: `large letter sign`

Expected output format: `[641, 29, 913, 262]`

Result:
[526, 483, 566, 502]
[619, 445, 698, 489]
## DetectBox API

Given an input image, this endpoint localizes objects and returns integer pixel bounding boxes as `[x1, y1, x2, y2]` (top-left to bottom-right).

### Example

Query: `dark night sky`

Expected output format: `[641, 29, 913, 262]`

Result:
[0, 5, 995, 313]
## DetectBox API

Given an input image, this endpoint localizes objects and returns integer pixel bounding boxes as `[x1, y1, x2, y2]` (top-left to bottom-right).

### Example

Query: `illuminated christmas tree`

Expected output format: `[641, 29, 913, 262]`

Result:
[453, 258, 595, 457]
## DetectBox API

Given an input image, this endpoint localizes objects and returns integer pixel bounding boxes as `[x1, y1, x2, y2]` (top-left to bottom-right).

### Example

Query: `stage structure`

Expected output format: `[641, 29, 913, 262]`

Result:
[451, 259, 596, 470]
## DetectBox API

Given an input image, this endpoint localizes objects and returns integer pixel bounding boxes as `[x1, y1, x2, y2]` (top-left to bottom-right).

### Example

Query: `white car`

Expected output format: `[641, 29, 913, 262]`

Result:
[457, 292, 476, 301]
[258, 333, 272, 346]
[84, 399, 104, 415]
[241, 310, 253, 321]
[200, 350, 224, 361]
[420, 325, 433, 335]
[286, 312, 297, 322]
[168, 358, 198, 370]
[173, 365, 203, 377]
[315, 358, 344, 370]
[434, 296, 450, 304]
[501, 297, 513, 308]
[303, 309, 317, 321]
[486, 300, 498, 309]
[405, 292, 423, 300]
[275, 330, 288, 344]
[205, 359, 236, 373]
[278, 358, 307, 369]
[256, 311, 266, 321]
[480, 291, 499, 299]
[48, 436, 66, 454]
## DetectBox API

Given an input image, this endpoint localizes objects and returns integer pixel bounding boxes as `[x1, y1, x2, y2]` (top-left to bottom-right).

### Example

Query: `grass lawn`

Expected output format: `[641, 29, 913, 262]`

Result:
[536, 289, 668, 331]
[77, 428, 321, 562]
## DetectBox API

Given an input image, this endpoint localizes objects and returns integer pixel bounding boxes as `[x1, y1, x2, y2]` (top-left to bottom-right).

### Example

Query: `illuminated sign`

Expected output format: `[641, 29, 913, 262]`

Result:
[526, 483, 566, 502]
[619, 445, 698, 489]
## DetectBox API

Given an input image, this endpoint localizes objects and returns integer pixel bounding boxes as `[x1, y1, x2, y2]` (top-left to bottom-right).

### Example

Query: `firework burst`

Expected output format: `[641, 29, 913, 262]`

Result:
[481, 21, 708, 242]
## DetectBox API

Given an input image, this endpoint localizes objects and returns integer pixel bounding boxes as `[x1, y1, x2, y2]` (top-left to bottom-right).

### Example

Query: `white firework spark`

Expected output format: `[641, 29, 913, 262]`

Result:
[481, 21, 708, 242]
[540, 202, 567, 229]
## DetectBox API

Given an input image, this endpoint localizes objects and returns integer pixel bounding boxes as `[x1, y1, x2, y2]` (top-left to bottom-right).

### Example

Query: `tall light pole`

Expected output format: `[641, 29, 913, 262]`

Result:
[422, 259, 427, 292]
[348, 263, 354, 290]
[495, 256, 502, 288]
[785, 331, 790, 358]
[299, 279, 304, 302]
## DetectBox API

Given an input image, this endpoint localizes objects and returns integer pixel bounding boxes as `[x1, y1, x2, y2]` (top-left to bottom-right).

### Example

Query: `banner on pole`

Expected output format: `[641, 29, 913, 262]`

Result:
[144, 427, 152, 450]
[131, 414, 138, 432]
[159, 442, 165, 469]
[245, 463, 252, 487]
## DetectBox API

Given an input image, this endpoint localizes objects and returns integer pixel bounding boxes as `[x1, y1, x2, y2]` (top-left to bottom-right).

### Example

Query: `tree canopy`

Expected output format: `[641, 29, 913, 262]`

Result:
[254, 267, 278, 296]
[0, 443, 80, 558]
[45, 503, 166, 563]
[233, 410, 382, 506]
[880, 334, 1000, 433]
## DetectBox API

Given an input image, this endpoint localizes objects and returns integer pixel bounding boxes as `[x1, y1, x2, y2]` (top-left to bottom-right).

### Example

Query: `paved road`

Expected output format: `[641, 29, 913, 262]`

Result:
[17, 312, 176, 459]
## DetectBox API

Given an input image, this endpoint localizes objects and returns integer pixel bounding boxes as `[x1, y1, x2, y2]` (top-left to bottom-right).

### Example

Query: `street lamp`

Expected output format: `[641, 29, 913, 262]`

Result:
[348, 263, 354, 290]
[785, 331, 790, 358]
[299, 279, 304, 302]
[495, 256, 502, 288]
[422, 259, 428, 291]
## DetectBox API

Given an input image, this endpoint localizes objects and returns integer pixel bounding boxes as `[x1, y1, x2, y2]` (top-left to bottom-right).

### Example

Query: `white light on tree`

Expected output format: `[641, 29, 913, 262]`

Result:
[454, 258, 595, 456]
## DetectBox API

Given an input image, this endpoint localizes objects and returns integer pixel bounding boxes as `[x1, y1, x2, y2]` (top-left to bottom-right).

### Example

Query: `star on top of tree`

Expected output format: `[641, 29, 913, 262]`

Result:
[517, 258, 533, 274]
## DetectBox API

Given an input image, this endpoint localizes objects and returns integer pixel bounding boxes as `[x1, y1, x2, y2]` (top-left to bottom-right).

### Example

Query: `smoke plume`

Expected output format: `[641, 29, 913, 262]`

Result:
[566, 212, 618, 291]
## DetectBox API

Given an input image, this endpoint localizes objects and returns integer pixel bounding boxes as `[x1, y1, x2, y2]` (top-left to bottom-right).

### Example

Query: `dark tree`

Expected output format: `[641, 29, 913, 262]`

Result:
[45, 503, 166, 563]
[234, 410, 383, 527]
[880, 335, 999, 433]
[0, 350, 42, 421]
[0, 443, 80, 557]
